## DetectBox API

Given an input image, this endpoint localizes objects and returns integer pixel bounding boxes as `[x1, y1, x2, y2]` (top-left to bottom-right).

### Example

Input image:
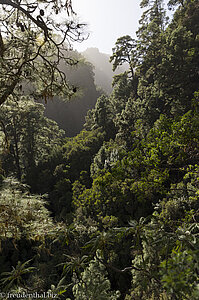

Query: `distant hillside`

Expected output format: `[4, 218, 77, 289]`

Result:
[42, 51, 101, 137]
[42, 48, 127, 136]
[82, 48, 127, 94]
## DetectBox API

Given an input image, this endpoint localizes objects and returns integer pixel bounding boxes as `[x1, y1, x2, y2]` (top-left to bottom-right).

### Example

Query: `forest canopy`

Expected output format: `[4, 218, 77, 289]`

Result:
[0, 0, 199, 299]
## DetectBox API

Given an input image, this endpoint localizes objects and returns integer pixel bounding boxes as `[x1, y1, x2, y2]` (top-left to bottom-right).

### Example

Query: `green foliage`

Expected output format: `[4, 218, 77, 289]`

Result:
[0, 0, 199, 297]
[61, 255, 89, 277]
[110, 0, 199, 132]
[71, 254, 120, 300]
[127, 162, 199, 299]
[0, 177, 64, 242]
[84, 95, 116, 140]
[0, 96, 64, 184]
[160, 246, 199, 298]
[75, 109, 199, 225]
[168, 0, 185, 10]
[0, 259, 36, 292]
[62, 128, 105, 181]
[90, 140, 125, 178]
[110, 35, 136, 79]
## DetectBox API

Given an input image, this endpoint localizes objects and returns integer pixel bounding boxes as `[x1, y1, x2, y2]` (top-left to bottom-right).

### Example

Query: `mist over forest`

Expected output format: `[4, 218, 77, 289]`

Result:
[43, 47, 127, 136]
[0, 0, 199, 299]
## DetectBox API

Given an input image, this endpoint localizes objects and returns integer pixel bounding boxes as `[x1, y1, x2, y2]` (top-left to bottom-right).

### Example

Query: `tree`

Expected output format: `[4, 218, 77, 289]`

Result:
[159, 0, 199, 115]
[0, 0, 85, 106]
[84, 95, 116, 140]
[135, 0, 199, 120]
[136, 0, 167, 67]
[90, 140, 125, 178]
[110, 35, 136, 80]
[0, 95, 64, 183]
[110, 36, 138, 100]
[134, 0, 168, 124]
[168, 0, 185, 9]
[71, 254, 120, 300]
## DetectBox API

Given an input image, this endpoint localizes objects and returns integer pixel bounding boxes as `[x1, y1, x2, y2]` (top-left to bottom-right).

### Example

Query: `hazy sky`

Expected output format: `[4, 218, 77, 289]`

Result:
[72, 0, 143, 54]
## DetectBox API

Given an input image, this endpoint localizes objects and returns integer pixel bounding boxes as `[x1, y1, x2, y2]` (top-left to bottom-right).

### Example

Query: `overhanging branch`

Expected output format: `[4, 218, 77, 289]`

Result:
[0, 0, 50, 37]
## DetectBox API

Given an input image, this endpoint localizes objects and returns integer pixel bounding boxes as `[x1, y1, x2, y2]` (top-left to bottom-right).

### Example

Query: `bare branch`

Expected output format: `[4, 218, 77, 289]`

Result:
[0, 30, 5, 57]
